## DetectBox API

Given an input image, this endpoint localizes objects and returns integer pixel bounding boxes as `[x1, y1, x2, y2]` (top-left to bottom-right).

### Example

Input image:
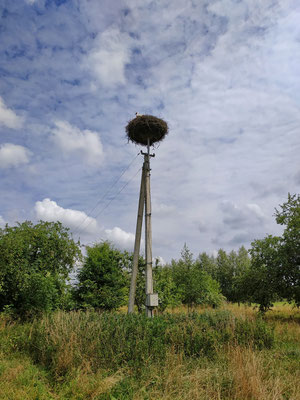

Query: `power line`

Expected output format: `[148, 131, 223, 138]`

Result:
[77, 166, 142, 235]
[92, 167, 142, 221]
[72, 152, 140, 236]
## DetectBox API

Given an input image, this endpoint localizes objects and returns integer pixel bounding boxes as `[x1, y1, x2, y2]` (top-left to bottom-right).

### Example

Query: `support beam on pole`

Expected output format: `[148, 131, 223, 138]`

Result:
[128, 164, 146, 314]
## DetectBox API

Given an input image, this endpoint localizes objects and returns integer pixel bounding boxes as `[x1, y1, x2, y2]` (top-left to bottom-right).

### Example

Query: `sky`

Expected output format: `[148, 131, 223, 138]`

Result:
[0, 0, 299, 262]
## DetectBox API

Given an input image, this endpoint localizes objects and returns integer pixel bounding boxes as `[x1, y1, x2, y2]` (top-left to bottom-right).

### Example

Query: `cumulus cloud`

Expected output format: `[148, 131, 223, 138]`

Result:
[35, 198, 98, 234]
[51, 121, 104, 166]
[34, 199, 137, 250]
[85, 27, 131, 87]
[0, 143, 31, 169]
[0, 97, 23, 129]
[104, 226, 135, 250]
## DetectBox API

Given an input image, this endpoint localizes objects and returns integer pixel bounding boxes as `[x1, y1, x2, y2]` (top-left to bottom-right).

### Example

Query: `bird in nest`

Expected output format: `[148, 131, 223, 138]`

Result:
[135, 112, 143, 117]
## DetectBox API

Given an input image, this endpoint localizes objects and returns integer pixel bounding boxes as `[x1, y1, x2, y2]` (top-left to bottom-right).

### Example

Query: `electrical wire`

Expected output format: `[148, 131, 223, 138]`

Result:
[72, 152, 140, 236]
[93, 167, 142, 220]
[76, 166, 142, 236]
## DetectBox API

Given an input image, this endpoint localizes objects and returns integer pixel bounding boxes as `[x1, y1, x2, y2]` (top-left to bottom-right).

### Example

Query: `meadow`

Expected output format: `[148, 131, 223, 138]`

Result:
[0, 303, 299, 400]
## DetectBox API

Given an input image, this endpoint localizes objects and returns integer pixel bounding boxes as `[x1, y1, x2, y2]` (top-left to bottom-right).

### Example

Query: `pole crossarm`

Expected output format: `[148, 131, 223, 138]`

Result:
[141, 150, 155, 158]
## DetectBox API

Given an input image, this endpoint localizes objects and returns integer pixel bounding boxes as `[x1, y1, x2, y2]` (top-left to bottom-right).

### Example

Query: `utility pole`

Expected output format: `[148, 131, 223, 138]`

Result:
[128, 140, 158, 316]
[144, 139, 155, 317]
[126, 114, 168, 316]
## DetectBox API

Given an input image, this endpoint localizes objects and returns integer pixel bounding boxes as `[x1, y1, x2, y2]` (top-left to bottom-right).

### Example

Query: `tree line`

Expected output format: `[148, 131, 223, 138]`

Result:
[0, 194, 298, 319]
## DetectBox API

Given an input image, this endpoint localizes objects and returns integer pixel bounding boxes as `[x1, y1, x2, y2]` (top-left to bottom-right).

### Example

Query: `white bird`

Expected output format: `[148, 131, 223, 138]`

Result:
[135, 112, 143, 117]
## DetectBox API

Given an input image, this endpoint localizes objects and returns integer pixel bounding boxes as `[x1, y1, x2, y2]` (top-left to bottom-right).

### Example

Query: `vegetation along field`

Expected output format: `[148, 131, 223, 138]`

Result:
[0, 194, 299, 399]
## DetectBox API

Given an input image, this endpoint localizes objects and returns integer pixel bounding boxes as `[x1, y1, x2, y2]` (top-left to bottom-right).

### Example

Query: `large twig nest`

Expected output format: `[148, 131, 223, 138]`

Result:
[126, 115, 168, 146]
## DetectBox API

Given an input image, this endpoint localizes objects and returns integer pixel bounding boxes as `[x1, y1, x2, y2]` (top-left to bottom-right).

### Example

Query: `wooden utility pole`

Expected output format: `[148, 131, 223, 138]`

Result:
[128, 140, 158, 316]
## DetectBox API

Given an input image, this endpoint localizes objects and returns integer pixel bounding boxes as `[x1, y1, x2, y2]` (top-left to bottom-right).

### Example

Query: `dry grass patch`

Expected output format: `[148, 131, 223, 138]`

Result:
[229, 346, 283, 400]
[132, 351, 231, 400]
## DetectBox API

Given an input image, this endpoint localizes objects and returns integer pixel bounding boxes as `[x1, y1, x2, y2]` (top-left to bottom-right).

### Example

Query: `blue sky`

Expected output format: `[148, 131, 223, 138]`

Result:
[0, 0, 299, 261]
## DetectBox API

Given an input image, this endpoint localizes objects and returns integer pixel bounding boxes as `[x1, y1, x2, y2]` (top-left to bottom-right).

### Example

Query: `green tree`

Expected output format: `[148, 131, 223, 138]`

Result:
[246, 194, 300, 312]
[247, 236, 281, 312]
[172, 244, 223, 310]
[207, 247, 251, 304]
[215, 249, 235, 301]
[0, 221, 81, 318]
[275, 193, 300, 304]
[153, 260, 182, 312]
[74, 241, 128, 310]
[197, 252, 217, 279]
[234, 246, 251, 304]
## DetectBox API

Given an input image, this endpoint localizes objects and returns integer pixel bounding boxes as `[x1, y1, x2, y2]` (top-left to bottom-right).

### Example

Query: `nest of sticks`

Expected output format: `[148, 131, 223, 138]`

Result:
[126, 115, 168, 146]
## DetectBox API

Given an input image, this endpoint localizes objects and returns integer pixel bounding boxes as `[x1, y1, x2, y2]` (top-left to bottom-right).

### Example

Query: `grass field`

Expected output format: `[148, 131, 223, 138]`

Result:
[0, 303, 299, 400]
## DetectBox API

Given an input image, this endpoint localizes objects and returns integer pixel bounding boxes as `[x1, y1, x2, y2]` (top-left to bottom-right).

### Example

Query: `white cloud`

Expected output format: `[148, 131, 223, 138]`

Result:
[35, 198, 98, 234]
[51, 121, 104, 166]
[0, 97, 23, 129]
[1, 0, 299, 261]
[85, 27, 131, 87]
[154, 256, 166, 266]
[246, 203, 265, 219]
[0, 216, 6, 227]
[34, 199, 138, 250]
[0, 143, 31, 169]
[104, 226, 135, 250]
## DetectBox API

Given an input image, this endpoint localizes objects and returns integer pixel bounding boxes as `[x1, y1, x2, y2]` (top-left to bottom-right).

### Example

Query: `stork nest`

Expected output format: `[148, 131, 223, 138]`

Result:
[126, 115, 168, 146]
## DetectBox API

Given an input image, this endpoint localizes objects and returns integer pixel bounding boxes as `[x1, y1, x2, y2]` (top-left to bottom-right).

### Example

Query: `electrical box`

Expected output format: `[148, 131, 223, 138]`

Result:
[146, 293, 159, 307]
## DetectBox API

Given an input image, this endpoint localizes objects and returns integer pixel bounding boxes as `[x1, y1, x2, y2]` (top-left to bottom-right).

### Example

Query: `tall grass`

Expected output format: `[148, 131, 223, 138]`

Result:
[10, 310, 274, 378]
[0, 305, 299, 399]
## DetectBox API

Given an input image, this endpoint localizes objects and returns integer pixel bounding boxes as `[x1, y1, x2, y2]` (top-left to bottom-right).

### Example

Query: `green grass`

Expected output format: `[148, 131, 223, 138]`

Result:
[0, 305, 299, 399]
[11, 310, 274, 375]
